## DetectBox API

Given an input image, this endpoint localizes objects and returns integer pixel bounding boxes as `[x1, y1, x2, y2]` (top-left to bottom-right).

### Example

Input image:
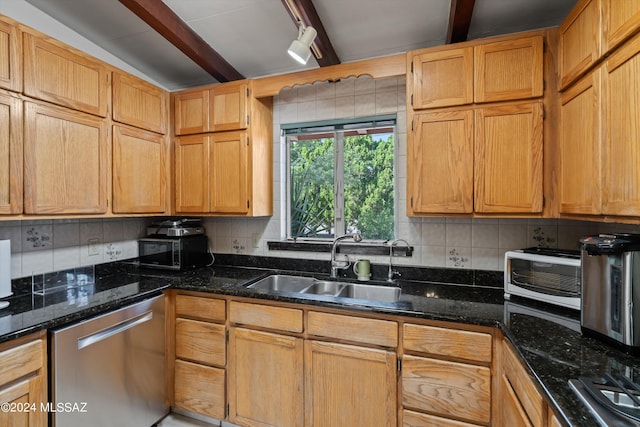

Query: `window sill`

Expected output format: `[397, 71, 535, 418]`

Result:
[267, 240, 413, 257]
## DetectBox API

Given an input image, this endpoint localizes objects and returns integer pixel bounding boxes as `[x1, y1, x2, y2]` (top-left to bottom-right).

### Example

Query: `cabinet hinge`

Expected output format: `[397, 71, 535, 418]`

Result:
[542, 106, 546, 120]
[246, 87, 250, 97]
[397, 357, 402, 372]
[225, 329, 229, 342]
[227, 403, 230, 417]
[411, 119, 414, 132]
[246, 115, 250, 126]
[410, 197, 413, 208]
[410, 94, 413, 106]
[247, 200, 250, 209]
[410, 61, 413, 73]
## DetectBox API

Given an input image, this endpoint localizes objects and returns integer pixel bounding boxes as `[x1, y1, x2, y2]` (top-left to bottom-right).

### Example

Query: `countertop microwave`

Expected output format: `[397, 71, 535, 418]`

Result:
[504, 248, 581, 310]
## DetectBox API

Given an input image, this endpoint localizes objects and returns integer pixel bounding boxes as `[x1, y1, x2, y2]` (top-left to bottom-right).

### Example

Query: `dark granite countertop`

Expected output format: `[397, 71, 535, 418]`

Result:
[0, 259, 635, 427]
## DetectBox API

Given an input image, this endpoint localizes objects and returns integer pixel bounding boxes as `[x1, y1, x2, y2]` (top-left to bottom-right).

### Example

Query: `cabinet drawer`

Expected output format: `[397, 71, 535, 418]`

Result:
[503, 340, 545, 427]
[403, 323, 492, 363]
[307, 311, 398, 347]
[174, 359, 225, 420]
[229, 301, 303, 333]
[175, 318, 225, 367]
[176, 295, 225, 323]
[403, 409, 482, 427]
[402, 355, 491, 424]
[0, 339, 43, 386]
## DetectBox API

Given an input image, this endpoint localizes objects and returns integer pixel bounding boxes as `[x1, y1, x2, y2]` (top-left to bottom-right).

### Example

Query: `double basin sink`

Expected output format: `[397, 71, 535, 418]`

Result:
[246, 274, 401, 303]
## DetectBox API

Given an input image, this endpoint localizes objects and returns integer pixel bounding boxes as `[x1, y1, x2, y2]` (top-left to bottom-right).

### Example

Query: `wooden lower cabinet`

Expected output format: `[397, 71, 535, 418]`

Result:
[0, 333, 47, 427]
[501, 339, 547, 427]
[228, 327, 304, 427]
[173, 294, 226, 421]
[402, 355, 491, 425]
[305, 340, 397, 427]
[174, 359, 225, 420]
[403, 409, 482, 427]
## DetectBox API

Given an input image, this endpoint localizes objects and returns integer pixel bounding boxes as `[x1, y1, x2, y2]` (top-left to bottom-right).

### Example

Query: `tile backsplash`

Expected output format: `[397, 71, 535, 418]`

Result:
[0, 218, 147, 279]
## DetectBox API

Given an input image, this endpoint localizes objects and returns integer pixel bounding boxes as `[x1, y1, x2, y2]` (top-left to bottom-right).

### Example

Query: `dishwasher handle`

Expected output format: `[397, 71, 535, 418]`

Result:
[77, 311, 153, 350]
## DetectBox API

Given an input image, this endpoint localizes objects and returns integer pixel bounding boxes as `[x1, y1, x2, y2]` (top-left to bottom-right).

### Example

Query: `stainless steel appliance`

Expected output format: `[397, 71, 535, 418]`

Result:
[51, 295, 166, 427]
[580, 233, 640, 349]
[569, 373, 640, 427]
[147, 218, 205, 237]
[138, 234, 209, 270]
[504, 248, 581, 309]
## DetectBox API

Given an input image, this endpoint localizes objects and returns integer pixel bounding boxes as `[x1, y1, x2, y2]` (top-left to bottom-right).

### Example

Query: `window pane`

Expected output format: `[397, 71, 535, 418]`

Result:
[344, 132, 395, 240]
[289, 137, 335, 238]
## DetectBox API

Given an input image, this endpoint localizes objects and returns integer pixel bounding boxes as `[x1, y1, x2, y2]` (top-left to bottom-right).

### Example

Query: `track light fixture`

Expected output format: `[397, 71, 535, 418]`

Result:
[288, 25, 317, 64]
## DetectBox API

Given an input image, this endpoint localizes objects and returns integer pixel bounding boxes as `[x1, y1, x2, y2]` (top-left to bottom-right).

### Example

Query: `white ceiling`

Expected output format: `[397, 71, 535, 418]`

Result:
[18, 0, 578, 91]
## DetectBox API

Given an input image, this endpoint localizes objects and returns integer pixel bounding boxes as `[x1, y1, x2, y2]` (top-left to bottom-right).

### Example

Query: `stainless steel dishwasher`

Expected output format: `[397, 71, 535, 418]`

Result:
[51, 294, 167, 427]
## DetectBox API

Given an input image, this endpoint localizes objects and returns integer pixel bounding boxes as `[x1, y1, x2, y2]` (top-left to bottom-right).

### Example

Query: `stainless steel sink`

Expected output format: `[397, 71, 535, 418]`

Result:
[336, 283, 401, 302]
[247, 274, 401, 303]
[247, 274, 315, 293]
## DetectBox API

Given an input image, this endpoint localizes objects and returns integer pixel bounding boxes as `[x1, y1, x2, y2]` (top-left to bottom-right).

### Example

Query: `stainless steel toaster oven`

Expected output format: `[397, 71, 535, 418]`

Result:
[504, 248, 581, 310]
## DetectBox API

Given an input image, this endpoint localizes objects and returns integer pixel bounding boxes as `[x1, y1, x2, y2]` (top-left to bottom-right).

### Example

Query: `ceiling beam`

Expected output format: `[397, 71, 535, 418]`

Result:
[446, 0, 476, 44]
[118, 0, 244, 82]
[281, 0, 340, 67]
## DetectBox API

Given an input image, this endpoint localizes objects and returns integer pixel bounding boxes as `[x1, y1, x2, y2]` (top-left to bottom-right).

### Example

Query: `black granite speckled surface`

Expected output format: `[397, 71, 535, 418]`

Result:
[0, 256, 635, 427]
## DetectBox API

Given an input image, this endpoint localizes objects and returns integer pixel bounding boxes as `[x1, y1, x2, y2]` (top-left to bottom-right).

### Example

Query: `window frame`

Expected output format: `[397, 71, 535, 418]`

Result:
[282, 115, 398, 242]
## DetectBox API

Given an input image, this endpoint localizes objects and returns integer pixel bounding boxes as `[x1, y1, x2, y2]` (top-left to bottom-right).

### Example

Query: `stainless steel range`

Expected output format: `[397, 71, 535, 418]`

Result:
[569, 374, 640, 426]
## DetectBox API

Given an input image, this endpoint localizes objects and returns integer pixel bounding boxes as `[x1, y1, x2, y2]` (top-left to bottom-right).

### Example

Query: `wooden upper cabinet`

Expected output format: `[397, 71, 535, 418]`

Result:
[408, 110, 473, 214]
[175, 135, 210, 213]
[602, 32, 640, 216]
[23, 102, 108, 214]
[210, 81, 249, 131]
[23, 32, 108, 117]
[474, 36, 544, 103]
[209, 131, 249, 214]
[0, 93, 22, 215]
[0, 17, 21, 92]
[474, 102, 543, 213]
[558, 0, 602, 90]
[174, 88, 209, 135]
[410, 47, 474, 109]
[112, 72, 168, 134]
[602, 0, 640, 54]
[112, 125, 167, 214]
[559, 69, 602, 215]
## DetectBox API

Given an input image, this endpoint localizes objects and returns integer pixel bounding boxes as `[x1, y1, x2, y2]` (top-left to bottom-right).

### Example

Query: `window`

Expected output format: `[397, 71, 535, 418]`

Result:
[283, 115, 396, 241]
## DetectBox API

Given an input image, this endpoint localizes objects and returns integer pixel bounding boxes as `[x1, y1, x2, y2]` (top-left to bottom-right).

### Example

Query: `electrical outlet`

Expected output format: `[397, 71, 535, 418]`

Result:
[88, 238, 100, 256]
[251, 233, 260, 248]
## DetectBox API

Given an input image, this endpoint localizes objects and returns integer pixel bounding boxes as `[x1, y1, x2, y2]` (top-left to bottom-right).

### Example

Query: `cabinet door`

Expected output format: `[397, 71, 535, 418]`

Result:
[23, 33, 108, 117]
[410, 47, 473, 109]
[474, 36, 543, 103]
[113, 125, 167, 213]
[112, 72, 167, 134]
[408, 110, 473, 214]
[0, 376, 45, 427]
[474, 102, 543, 213]
[602, 32, 640, 215]
[210, 131, 249, 214]
[402, 355, 491, 424]
[24, 102, 108, 214]
[559, 70, 602, 214]
[0, 93, 22, 214]
[305, 340, 397, 427]
[174, 359, 225, 420]
[501, 375, 533, 427]
[174, 89, 209, 135]
[558, 0, 602, 89]
[228, 327, 303, 427]
[209, 82, 248, 131]
[602, 0, 640, 54]
[175, 135, 210, 213]
[0, 17, 21, 92]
